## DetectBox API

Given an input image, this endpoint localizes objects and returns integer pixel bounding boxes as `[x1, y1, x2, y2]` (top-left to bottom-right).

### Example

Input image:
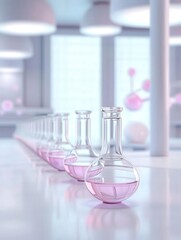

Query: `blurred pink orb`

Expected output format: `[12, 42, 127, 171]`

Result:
[142, 79, 150, 92]
[12, 84, 19, 92]
[124, 93, 143, 111]
[16, 98, 22, 105]
[124, 122, 149, 144]
[1, 100, 14, 112]
[128, 68, 136, 77]
[175, 93, 181, 104]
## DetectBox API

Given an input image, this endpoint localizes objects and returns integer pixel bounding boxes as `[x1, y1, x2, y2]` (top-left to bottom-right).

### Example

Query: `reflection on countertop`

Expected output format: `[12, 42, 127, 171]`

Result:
[0, 139, 181, 240]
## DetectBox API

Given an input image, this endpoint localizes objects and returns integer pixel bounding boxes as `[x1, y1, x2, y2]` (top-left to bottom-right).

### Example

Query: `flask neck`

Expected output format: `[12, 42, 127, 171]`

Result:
[40, 117, 47, 140]
[75, 117, 92, 147]
[47, 115, 54, 141]
[54, 115, 69, 144]
[75, 110, 98, 157]
[36, 118, 41, 139]
[100, 108, 123, 157]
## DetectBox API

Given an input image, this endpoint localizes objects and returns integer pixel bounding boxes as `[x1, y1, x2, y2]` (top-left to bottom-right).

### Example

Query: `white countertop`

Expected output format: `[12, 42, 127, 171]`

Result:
[0, 139, 181, 240]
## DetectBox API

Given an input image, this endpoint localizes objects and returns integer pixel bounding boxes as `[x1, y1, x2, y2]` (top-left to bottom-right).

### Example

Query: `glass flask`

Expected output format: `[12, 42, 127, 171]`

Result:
[47, 113, 73, 171]
[29, 117, 40, 152]
[64, 110, 98, 181]
[44, 114, 55, 161]
[85, 107, 139, 204]
[35, 116, 43, 151]
[38, 114, 54, 161]
[36, 116, 47, 157]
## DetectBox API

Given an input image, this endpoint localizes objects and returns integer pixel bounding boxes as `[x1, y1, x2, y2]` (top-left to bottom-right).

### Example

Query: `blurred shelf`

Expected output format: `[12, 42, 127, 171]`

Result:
[0, 107, 52, 126]
[123, 138, 181, 151]
[171, 80, 181, 88]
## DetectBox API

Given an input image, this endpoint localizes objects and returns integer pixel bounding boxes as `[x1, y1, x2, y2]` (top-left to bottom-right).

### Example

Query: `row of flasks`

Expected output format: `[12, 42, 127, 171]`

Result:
[14, 107, 140, 204]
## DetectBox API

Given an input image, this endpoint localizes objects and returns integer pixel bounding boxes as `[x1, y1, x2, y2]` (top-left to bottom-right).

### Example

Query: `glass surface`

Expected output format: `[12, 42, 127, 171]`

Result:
[36, 116, 47, 158]
[85, 107, 139, 203]
[64, 110, 98, 181]
[37, 114, 54, 161]
[47, 113, 73, 171]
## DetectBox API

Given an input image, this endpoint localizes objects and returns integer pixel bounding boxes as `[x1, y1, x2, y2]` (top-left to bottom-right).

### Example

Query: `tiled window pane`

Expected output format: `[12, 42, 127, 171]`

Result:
[51, 35, 101, 145]
[115, 37, 150, 143]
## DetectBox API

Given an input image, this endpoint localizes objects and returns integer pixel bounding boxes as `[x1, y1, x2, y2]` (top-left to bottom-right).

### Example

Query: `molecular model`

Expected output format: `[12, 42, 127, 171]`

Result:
[124, 67, 180, 111]
[123, 68, 180, 145]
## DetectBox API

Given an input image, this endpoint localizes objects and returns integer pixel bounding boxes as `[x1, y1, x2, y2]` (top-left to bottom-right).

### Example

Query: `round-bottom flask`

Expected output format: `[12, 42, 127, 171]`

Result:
[47, 113, 73, 171]
[36, 116, 48, 159]
[85, 107, 139, 204]
[38, 114, 54, 161]
[64, 110, 98, 181]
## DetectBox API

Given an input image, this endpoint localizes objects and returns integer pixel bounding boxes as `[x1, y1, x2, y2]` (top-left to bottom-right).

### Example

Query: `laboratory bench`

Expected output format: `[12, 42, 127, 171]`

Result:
[0, 139, 181, 240]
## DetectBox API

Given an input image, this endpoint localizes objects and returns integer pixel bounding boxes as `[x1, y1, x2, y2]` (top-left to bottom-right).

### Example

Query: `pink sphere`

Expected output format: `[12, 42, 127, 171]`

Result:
[175, 93, 181, 104]
[16, 97, 22, 105]
[12, 84, 19, 92]
[124, 122, 149, 144]
[124, 93, 143, 111]
[1, 100, 14, 112]
[142, 79, 150, 92]
[128, 68, 136, 77]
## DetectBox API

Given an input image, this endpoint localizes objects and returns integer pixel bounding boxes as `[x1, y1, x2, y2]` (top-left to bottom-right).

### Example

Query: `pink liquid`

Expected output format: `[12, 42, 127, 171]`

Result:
[38, 147, 48, 161]
[85, 179, 139, 204]
[48, 150, 66, 171]
[64, 162, 88, 181]
[64, 162, 102, 182]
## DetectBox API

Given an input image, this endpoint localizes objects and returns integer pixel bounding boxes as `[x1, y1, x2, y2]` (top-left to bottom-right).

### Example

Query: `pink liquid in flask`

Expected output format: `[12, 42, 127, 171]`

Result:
[38, 147, 48, 161]
[48, 150, 66, 171]
[64, 162, 89, 181]
[86, 178, 139, 204]
[64, 161, 102, 182]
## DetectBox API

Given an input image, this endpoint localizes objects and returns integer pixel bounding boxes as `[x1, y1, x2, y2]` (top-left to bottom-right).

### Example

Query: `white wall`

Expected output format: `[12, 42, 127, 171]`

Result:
[23, 37, 51, 109]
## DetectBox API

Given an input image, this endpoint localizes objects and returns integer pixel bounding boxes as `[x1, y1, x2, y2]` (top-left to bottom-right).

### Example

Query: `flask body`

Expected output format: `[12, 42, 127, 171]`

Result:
[85, 107, 139, 203]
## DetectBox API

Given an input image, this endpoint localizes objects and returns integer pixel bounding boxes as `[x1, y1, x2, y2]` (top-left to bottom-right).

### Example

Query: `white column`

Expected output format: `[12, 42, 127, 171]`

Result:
[102, 38, 115, 107]
[150, 0, 169, 156]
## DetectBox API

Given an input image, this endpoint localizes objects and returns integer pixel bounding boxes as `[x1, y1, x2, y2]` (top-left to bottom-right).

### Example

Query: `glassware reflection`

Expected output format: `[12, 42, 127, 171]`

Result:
[86, 203, 139, 239]
[64, 181, 92, 202]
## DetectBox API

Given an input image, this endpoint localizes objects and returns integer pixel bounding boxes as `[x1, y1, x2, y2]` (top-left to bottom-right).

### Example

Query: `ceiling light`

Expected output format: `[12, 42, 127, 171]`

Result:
[0, 35, 33, 59]
[80, 1, 121, 36]
[0, 60, 23, 73]
[0, 0, 56, 36]
[110, 0, 181, 28]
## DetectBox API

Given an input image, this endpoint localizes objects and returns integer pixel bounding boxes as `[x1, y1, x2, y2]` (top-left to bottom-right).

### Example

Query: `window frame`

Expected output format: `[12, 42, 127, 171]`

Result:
[43, 27, 149, 108]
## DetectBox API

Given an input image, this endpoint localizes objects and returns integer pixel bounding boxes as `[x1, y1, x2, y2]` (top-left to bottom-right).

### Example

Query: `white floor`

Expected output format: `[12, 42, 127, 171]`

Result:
[0, 139, 181, 240]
